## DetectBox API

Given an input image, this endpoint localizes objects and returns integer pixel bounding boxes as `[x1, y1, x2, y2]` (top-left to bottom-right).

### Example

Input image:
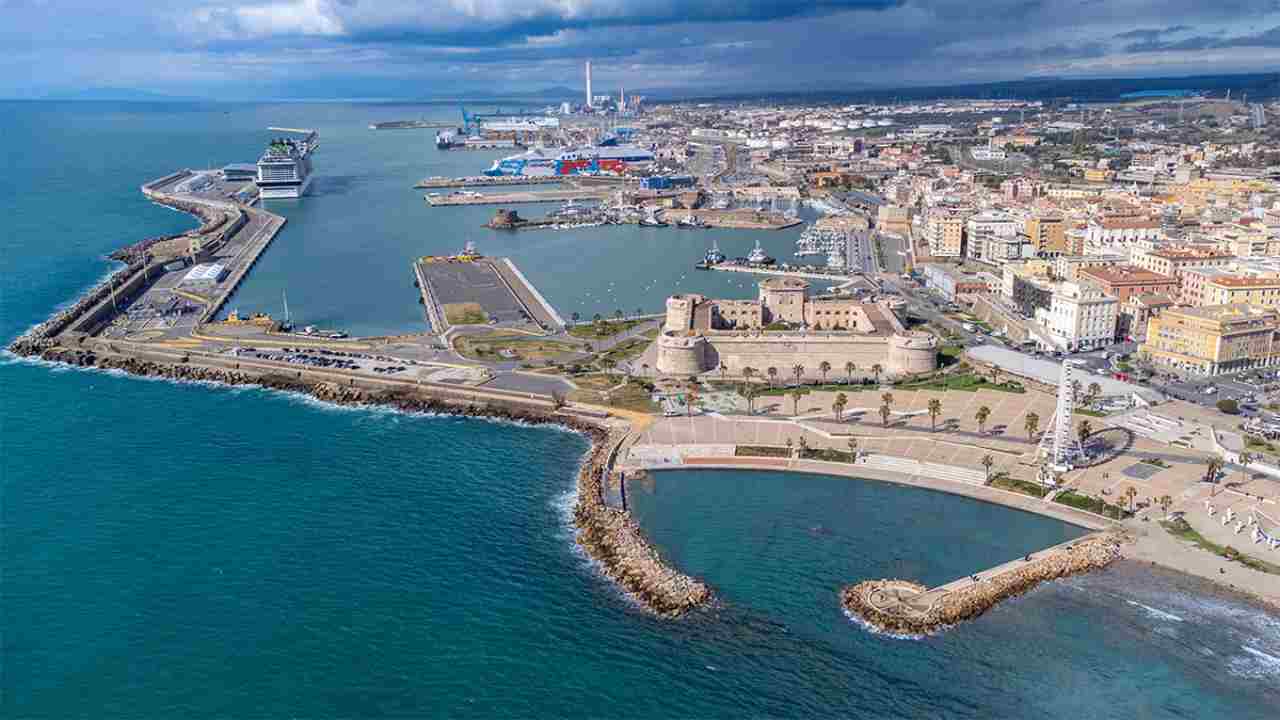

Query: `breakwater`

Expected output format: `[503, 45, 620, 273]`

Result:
[12, 335, 713, 617]
[840, 533, 1124, 635]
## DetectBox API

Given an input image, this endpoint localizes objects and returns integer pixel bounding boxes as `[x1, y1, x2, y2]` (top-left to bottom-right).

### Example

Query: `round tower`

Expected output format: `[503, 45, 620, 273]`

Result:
[665, 294, 701, 331]
[888, 331, 939, 375]
[656, 331, 709, 376]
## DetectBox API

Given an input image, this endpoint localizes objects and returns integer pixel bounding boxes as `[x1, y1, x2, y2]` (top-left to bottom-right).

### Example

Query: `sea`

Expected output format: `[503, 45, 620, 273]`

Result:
[2, 101, 1278, 718]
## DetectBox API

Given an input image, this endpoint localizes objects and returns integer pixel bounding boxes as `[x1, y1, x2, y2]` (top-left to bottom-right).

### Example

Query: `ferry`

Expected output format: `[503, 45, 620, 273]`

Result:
[696, 240, 726, 269]
[484, 143, 655, 177]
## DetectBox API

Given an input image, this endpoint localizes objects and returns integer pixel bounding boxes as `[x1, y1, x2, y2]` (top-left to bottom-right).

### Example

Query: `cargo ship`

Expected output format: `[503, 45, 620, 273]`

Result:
[484, 143, 655, 177]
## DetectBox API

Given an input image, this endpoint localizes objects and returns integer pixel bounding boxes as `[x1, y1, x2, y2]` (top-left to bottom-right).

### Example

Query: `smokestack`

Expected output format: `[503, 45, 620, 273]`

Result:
[585, 61, 593, 108]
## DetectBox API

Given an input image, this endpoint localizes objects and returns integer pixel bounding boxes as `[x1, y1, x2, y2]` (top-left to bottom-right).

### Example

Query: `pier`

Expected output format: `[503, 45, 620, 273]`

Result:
[415, 176, 565, 189]
[425, 188, 615, 206]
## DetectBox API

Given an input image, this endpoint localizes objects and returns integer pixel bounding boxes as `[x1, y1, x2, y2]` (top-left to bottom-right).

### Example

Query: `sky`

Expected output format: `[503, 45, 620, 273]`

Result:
[5, 0, 1280, 99]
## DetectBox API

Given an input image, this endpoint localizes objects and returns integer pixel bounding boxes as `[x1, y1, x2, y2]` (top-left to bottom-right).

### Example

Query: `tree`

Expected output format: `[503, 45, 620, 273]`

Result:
[1239, 451, 1254, 486]
[742, 366, 756, 387]
[551, 390, 566, 409]
[592, 312, 603, 324]
[879, 403, 892, 427]
[719, 361, 728, 379]
[845, 361, 856, 384]
[793, 364, 805, 385]
[834, 392, 848, 422]
[847, 436, 859, 462]
[1124, 486, 1138, 513]
[881, 392, 894, 408]
[615, 309, 624, 322]
[1087, 382, 1102, 404]
[571, 311, 581, 325]
[798, 436, 809, 455]
[819, 361, 832, 384]
[768, 366, 778, 387]
[1070, 379, 1082, 402]
[989, 366, 1000, 385]
[1077, 419, 1093, 445]
[686, 386, 697, 417]
[744, 385, 758, 415]
[785, 436, 794, 457]
[640, 363, 650, 377]
[871, 363, 884, 383]
[927, 398, 942, 432]
[975, 405, 991, 435]
[1159, 494, 1173, 518]
[981, 454, 995, 481]
[1024, 412, 1040, 441]
[790, 388, 806, 416]
[1204, 456, 1223, 485]
[636, 307, 644, 318]
[1217, 398, 1240, 414]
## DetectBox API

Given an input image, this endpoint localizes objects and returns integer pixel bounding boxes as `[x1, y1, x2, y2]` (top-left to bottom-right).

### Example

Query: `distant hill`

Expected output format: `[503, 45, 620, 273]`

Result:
[43, 87, 205, 102]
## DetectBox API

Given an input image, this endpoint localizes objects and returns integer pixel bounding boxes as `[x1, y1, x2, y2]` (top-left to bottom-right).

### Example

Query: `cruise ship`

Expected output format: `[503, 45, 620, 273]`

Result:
[484, 142, 655, 177]
[255, 128, 318, 199]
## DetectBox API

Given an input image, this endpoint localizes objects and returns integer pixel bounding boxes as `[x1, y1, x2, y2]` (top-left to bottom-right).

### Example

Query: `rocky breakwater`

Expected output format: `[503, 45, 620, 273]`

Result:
[8, 259, 148, 357]
[572, 430, 713, 616]
[841, 533, 1124, 635]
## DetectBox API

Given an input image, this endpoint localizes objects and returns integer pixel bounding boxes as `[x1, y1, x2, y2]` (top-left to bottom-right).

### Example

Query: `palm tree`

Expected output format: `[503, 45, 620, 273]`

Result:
[1024, 412, 1040, 441]
[798, 436, 809, 455]
[1087, 382, 1102, 404]
[1124, 486, 1138, 514]
[640, 362, 650, 377]
[819, 360, 832, 384]
[793, 364, 805, 386]
[744, 385, 758, 415]
[981, 454, 995, 481]
[881, 392, 894, 408]
[767, 366, 778, 387]
[879, 402, 892, 427]
[975, 405, 991, 435]
[834, 392, 848, 422]
[989, 365, 1000, 385]
[571, 311, 581, 326]
[719, 361, 727, 379]
[592, 312, 603, 323]
[790, 389, 805, 416]
[1204, 456, 1223, 486]
[927, 398, 942, 432]
[846, 436, 858, 462]
[1159, 494, 1173, 518]
[615, 309, 624, 322]
[742, 366, 756, 387]
[685, 386, 697, 417]
[1077, 419, 1093, 445]
[845, 361, 856, 384]
[636, 307, 644, 318]
[1239, 451, 1254, 486]
[871, 363, 883, 383]
[785, 436, 794, 457]
[1070, 379, 1082, 402]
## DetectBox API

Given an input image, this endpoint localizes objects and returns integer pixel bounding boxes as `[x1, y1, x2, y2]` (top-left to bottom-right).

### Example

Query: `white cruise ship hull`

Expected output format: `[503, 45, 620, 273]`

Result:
[259, 174, 313, 199]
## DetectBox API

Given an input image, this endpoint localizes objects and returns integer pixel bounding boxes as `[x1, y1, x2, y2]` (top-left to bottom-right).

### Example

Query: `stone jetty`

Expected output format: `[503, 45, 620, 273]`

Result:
[841, 533, 1123, 635]
[572, 429, 713, 616]
[15, 340, 713, 618]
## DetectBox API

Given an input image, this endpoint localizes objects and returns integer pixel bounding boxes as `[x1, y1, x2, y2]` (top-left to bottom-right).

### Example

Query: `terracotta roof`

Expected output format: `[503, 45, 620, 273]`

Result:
[1079, 265, 1177, 285]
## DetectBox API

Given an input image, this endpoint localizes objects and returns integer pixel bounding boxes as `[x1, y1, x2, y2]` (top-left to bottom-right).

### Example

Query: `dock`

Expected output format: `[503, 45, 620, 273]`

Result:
[666, 208, 803, 230]
[414, 176, 564, 189]
[708, 264, 851, 281]
[426, 188, 615, 206]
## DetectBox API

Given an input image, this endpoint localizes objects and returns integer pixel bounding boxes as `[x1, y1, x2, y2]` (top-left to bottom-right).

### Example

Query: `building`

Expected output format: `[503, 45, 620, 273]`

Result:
[1053, 254, 1126, 282]
[1194, 272, 1280, 309]
[1083, 215, 1163, 253]
[1025, 213, 1070, 254]
[1140, 304, 1280, 376]
[655, 279, 938, 378]
[965, 210, 1020, 264]
[920, 263, 992, 303]
[1132, 247, 1234, 281]
[1118, 293, 1174, 342]
[925, 207, 968, 257]
[1034, 281, 1118, 351]
[1077, 265, 1179, 303]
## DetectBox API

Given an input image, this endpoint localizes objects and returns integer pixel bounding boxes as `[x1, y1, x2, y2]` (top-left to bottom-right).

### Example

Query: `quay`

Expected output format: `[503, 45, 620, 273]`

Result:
[707, 264, 852, 282]
[667, 208, 803, 230]
[426, 188, 615, 206]
[415, 176, 564, 189]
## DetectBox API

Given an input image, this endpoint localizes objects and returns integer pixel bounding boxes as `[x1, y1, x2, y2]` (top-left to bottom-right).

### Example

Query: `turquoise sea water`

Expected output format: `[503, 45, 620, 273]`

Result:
[3, 101, 1279, 718]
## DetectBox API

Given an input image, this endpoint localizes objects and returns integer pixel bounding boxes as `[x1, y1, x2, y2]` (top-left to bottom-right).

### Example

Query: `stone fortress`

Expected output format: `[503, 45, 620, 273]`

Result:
[655, 277, 938, 378]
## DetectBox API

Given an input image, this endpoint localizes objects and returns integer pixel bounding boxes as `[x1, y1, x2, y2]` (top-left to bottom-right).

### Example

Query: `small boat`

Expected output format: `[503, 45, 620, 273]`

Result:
[747, 239, 775, 265]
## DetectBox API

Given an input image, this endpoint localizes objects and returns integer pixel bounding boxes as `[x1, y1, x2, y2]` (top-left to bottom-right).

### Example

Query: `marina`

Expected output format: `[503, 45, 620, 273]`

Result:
[415, 175, 569, 189]
[425, 187, 616, 206]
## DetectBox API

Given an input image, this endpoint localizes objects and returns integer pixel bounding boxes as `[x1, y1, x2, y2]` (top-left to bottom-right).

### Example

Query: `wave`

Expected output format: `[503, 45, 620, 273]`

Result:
[1229, 645, 1280, 679]
[1126, 600, 1184, 623]
[841, 607, 926, 641]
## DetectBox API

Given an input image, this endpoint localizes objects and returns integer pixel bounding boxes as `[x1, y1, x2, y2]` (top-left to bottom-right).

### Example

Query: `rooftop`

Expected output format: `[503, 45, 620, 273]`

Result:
[1078, 265, 1176, 285]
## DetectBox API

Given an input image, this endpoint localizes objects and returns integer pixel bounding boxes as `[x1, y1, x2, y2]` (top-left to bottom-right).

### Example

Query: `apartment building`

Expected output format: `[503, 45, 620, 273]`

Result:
[1077, 265, 1180, 303]
[1140, 304, 1280, 376]
[925, 207, 968, 258]
[1034, 281, 1118, 351]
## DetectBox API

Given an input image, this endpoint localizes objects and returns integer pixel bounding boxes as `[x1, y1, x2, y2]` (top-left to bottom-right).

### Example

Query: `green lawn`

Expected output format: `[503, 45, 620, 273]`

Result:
[991, 475, 1049, 498]
[756, 381, 874, 397]
[1075, 408, 1108, 418]
[735, 445, 791, 458]
[567, 319, 646, 340]
[896, 372, 1025, 394]
[1054, 490, 1129, 520]
[1161, 518, 1280, 575]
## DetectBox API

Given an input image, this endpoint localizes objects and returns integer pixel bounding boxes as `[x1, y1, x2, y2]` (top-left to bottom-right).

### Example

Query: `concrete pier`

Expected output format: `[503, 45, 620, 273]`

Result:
[426, 188, 615, 206]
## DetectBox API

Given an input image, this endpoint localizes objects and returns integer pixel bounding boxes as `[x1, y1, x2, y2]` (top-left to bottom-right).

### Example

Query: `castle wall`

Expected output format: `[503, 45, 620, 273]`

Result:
[704, 334, 895, 378]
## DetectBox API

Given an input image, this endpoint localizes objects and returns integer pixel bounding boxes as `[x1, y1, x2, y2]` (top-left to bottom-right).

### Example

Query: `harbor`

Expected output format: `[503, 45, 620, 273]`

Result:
[425, 187, 616, 206]
[414, 175, 568, 189]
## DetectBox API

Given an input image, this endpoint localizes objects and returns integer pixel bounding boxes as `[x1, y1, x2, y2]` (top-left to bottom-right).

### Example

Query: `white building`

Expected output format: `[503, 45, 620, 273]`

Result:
[965, 210, 1021, 264]
[1034, 281, 1118, 351]
[1084, 216, 1163, 254]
